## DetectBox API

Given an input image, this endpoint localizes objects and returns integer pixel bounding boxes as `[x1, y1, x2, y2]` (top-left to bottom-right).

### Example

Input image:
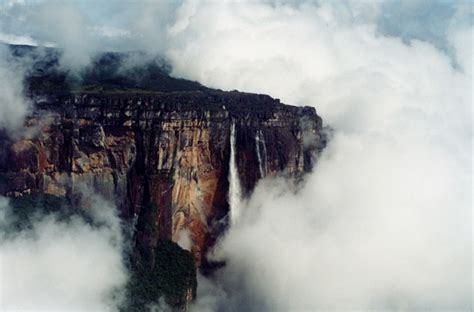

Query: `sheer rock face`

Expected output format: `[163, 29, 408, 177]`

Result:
[0, 91, 324, 265]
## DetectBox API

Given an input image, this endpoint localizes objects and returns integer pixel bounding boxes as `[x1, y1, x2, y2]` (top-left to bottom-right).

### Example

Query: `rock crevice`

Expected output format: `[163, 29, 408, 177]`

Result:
[0, 91, 324, 266]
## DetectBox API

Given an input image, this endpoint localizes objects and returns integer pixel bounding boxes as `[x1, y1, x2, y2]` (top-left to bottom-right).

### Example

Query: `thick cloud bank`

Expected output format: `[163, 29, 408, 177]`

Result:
[0, 194, 128, 311]
[163, 2, 472, 311]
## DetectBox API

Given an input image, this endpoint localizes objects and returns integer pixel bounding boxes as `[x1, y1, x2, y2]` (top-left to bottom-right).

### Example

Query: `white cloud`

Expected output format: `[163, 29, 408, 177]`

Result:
[27, 2, 98, 70]
[166, 2, 472, 310]
[0, 32, 38, 46]
[176, 228, 193, 252]
[0, 194, 128, 311]
[0, 0, 179, 68]
[92, 26, 131, 39]
[0, 1, 471, 310]
[0, 45, 31, 132]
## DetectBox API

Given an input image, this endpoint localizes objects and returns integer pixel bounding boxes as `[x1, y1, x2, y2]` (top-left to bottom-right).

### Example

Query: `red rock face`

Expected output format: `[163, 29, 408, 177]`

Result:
[0, 91, 324, 266]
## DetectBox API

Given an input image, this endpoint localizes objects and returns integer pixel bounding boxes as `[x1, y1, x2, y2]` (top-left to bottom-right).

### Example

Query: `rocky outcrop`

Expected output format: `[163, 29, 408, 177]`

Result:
[0, 90, 324, 267]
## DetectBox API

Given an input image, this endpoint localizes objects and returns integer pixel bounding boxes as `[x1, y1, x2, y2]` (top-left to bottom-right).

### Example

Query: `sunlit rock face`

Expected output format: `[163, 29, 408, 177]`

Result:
[0, 91, 324, 266]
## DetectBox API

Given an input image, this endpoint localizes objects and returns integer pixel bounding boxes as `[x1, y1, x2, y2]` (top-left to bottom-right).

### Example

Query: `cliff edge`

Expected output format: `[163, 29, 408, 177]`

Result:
[0, 91, 324, 266]
[0, 45, 325, 308]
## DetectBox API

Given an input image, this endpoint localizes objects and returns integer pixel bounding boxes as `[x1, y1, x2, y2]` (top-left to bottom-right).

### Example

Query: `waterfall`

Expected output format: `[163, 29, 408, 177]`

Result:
[228, 120, 242, 225]
[255, 130, 267, 178]
[255, 131, 264, 178]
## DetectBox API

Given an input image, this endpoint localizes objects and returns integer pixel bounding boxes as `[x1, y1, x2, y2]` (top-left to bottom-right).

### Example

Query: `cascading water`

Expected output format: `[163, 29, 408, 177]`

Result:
[255, 131, 264, 178]
[228, 120, 242, 225]
[255, 130, 267, 178]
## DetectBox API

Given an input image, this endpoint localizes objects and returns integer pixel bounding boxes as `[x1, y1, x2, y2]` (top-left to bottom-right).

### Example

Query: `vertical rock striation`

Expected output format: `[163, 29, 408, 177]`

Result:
[0, 91, 324, 267]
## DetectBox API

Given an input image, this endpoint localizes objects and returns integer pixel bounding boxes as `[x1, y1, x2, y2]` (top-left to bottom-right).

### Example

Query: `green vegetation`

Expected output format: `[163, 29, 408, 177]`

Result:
[4, 193, 198, 311]
[124, 239, 197, 311]
[6, 193, 74, 231]
[134, 203, 160, 258]
[7, 44, 208, 94]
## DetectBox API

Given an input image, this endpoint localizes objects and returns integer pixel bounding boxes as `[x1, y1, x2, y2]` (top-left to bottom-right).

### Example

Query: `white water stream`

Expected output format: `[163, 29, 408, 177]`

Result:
[255, 130, 267, 178]
[228, 121, 242, 225]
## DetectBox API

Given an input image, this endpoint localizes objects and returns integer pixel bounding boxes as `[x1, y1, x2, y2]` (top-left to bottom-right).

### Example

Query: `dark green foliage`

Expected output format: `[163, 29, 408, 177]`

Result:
[124, 240, 197, 311]
[5, 193, 75, 232]
[78, 53, 208, 93]
[5, 44, 208, 94]
[134, 203, 160, 251]
[152, 240, 197, 305]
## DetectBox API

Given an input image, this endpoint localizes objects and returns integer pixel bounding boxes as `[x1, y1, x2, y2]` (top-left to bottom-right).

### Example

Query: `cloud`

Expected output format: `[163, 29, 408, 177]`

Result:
[0, 0, 179, 70]
[176, 228, 193, 252]
[164, 2, 472, 311]
[0, 193, 128, 311]
[0, 1, 471, 310]
[0, 1, 94, 70]
[0, 45, 31, 133]
[0, 32, 39, 46]
[26, 2, 99, 70]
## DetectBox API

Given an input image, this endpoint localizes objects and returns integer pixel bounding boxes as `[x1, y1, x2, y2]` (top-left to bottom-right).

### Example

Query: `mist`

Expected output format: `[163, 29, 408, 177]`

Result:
[0, 0, 471, 311]
[0, 45, 31, 132]
[0, 193, 128, 311]
[164, 2, 471, 311]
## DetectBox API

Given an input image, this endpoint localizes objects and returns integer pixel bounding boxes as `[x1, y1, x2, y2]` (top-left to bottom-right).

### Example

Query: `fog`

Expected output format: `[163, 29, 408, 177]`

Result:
[165, 2, 472, 311]
[0, 193, 128, 311]
[0, 45, 31, 132]
[0, 0, 471, 311]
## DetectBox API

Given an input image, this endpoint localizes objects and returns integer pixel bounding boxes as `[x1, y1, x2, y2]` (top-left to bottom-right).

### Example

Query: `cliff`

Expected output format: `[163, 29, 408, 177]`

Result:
[0, 91, 324, 267]
[1, 44, 325, 309]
